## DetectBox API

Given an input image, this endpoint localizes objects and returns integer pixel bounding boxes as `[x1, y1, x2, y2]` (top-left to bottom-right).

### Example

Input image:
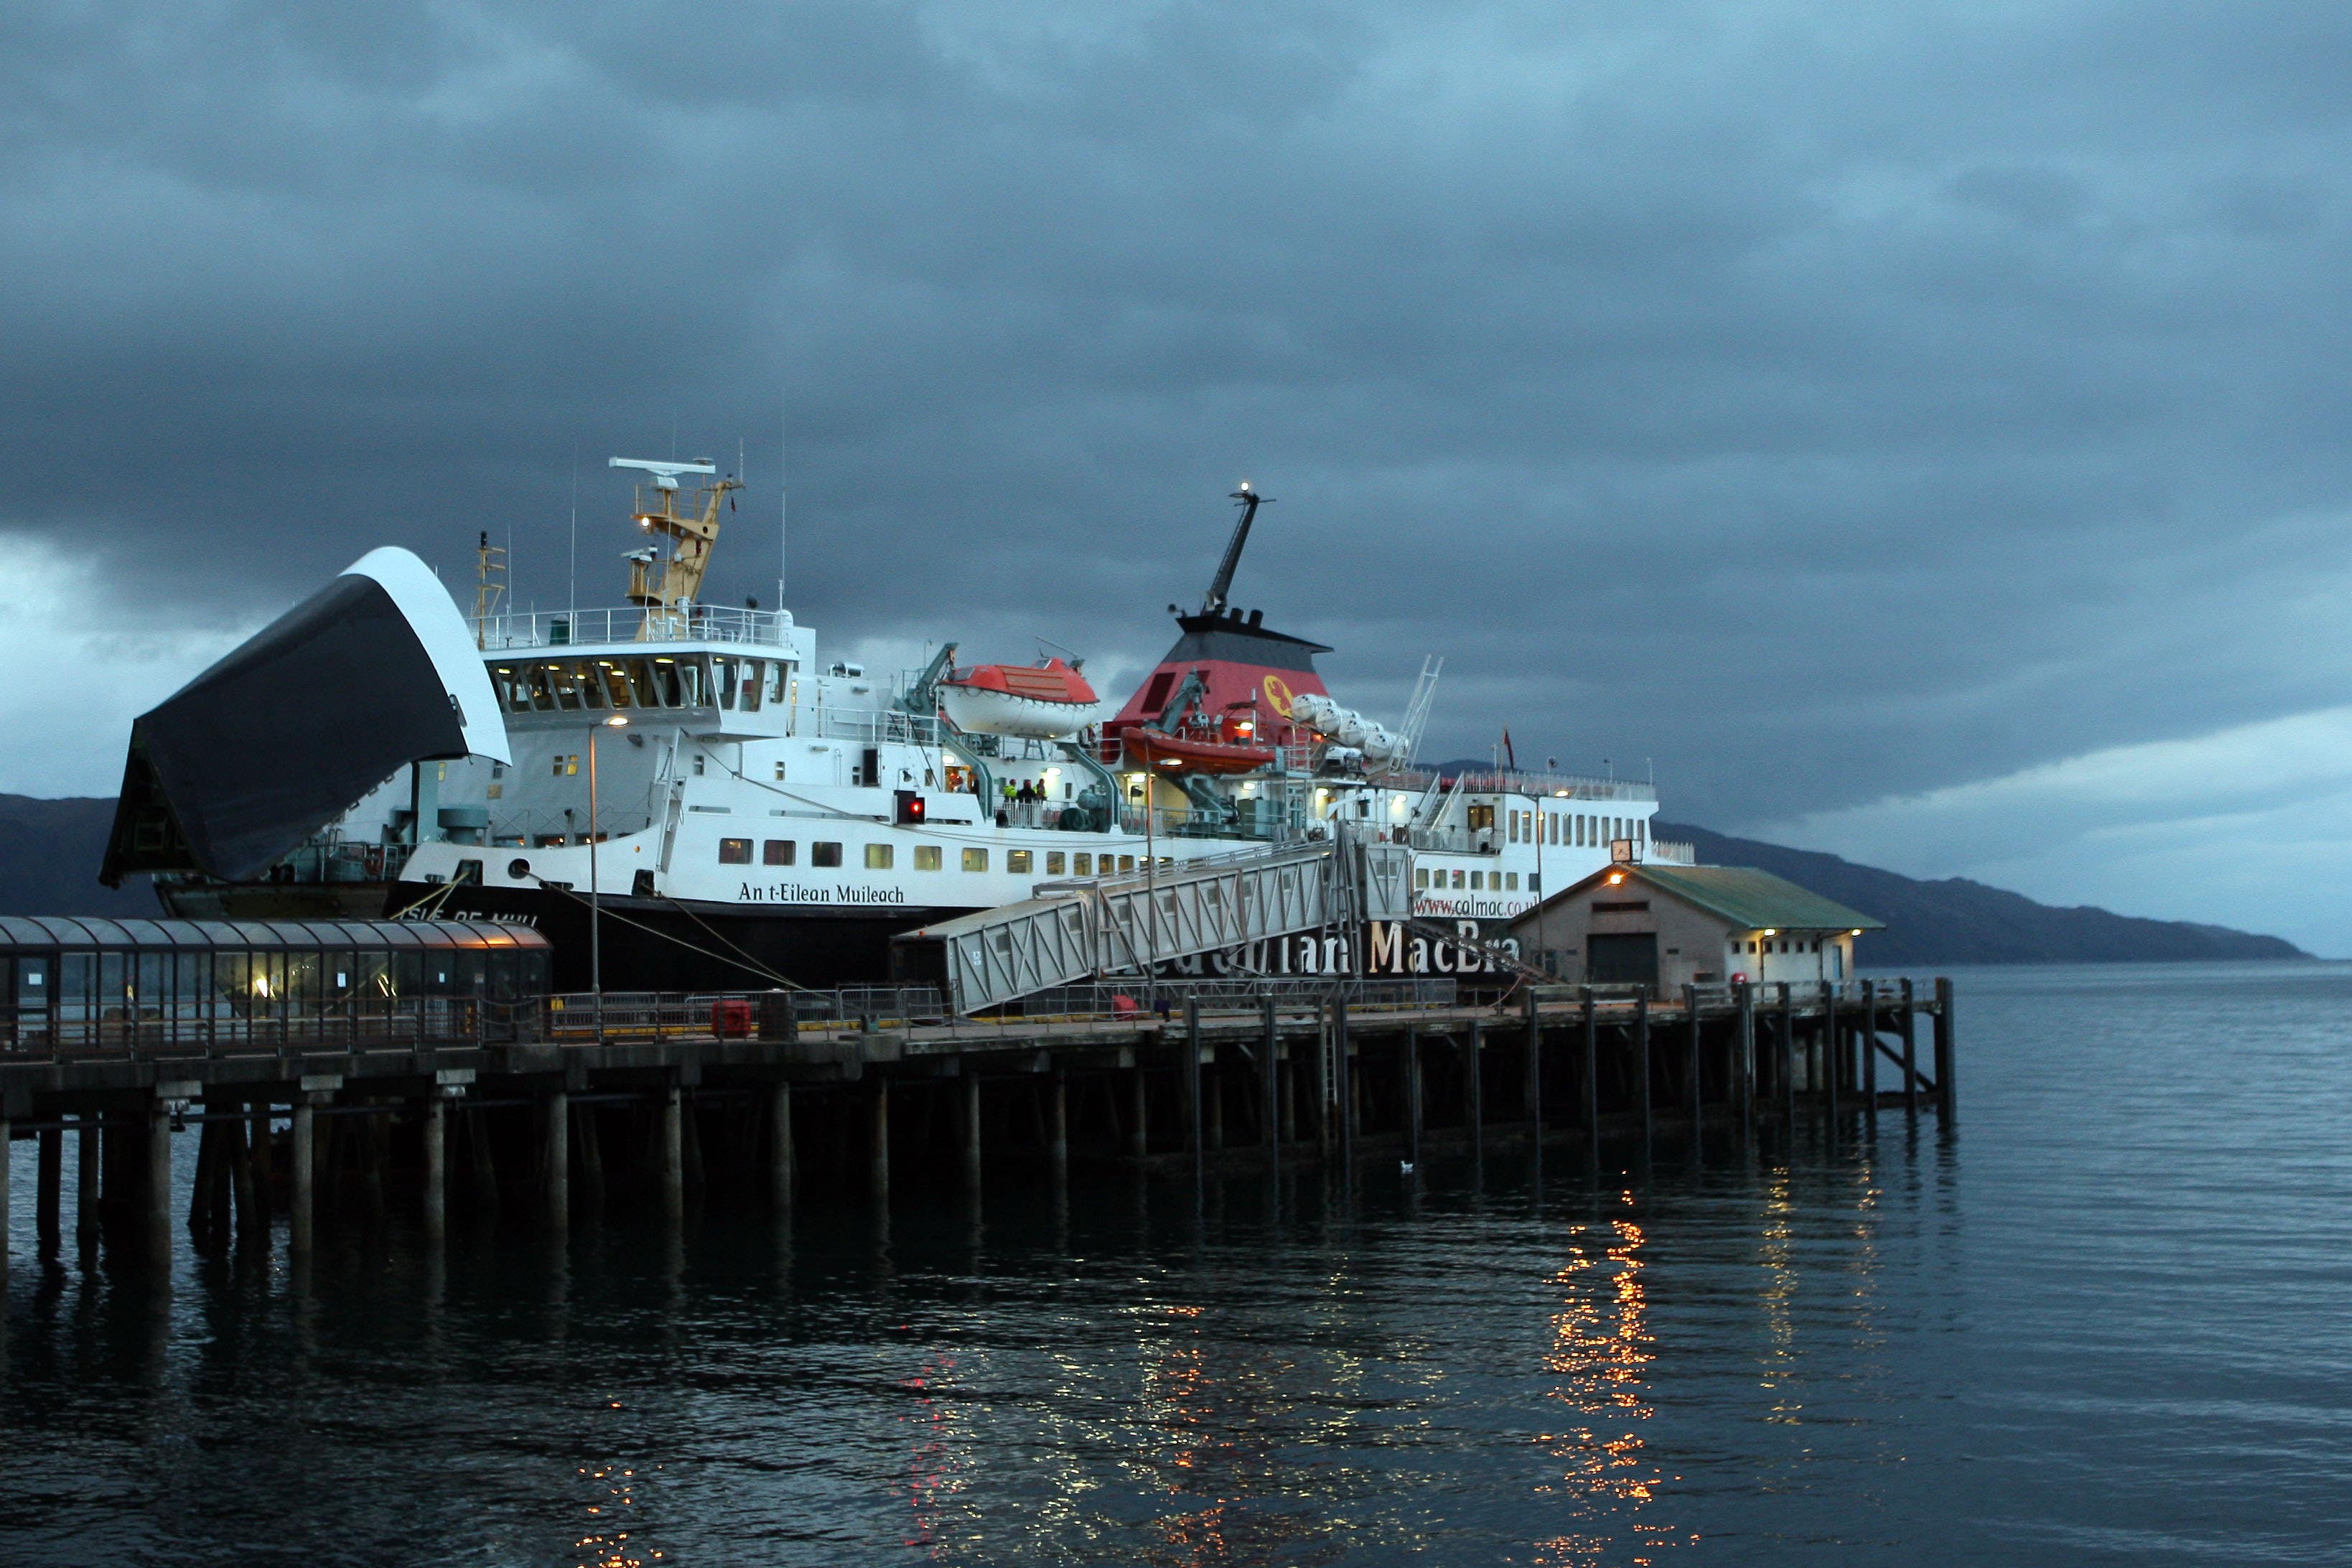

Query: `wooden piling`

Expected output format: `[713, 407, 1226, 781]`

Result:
[467, 1106, 498, 1208]
[225, 1114, 259, 1248]
[1185, 999, 1203, 1198]
[1900, 979, 1921, 1119]
[0, 1115, 10, 1289]
[1735, 981, 1756, 1137]
[1523, 987, 1542, 1137]
[546, 1090, 570, 1236]
[1934, 976, 1956, 1121]
[146, 1099, 173, 1274]
[423, 1096, 447, 1243]
[1821, 982, 1839, 1134]
[1333, 995, 1354, 1170]
[867, 1080, 890, 1203]
[76, 1113, 99, 1251]
[1126, 1065, 1149, 1161]
[661, 1084, 686, 1220]
[1682, 982, 1702, 1149]
[1860, 979, 1877, 1114]
[189, 1117, 218, 1241]
[1778, 984, 1795, 1126]
[770, 1081, 794, 1211]
[960, 1073, 983, 1191]
[1635, 990, 1652, 1158]
[1048, 1069, 1068, 1185]
[1465, 1021, 1483, 1166]
[1405, 1029, 1424, 1167]
[36, 1124, 60, 1256]
[1580, 988, 1597, 1154]
[1261, 994, 1280, 1184]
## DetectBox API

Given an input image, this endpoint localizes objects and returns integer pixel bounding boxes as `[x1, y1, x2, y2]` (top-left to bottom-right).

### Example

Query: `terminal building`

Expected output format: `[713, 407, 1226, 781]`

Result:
[1508, 862, 1883, 994]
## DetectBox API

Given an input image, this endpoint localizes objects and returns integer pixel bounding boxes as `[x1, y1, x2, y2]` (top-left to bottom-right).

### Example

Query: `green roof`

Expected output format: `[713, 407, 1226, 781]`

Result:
[1627, 864, 1883, 931]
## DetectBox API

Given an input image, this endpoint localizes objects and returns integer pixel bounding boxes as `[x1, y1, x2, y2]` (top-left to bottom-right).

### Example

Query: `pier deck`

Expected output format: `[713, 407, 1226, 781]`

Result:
[0, 977, 1951, 1282]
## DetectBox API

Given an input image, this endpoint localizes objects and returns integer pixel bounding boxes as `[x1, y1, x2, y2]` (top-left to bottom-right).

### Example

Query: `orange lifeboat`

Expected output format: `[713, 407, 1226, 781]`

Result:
[1123, 719, 1276, 775]
[938, 658, 1107, 739]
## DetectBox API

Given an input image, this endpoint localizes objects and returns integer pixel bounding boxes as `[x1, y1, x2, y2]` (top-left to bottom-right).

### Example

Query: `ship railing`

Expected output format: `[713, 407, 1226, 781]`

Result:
[811, 707, 942, 747]
[533, 974, 1457, 1041]
[471, 605, 798, 650]
[1386, 767, 1658, 803]
[15, 995, 546, 1056]
[1649, 839, 1696, 864]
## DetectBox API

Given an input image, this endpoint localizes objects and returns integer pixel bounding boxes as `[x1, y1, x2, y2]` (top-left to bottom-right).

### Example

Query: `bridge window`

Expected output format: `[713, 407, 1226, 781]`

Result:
[813, 841, 842, 867]
[739, 660, 763, 711]
[651, 658, 683, 706]
[1008, 850, 1033, 873]
[762, 840, 794, 865]
[914, 845, 941, 871]
[719, 838, 751, 864]
[962, 848, 989, 872]
[595, 661, 630, 708]
[864, 844, 893, 869]
[714, 657, 737, 710]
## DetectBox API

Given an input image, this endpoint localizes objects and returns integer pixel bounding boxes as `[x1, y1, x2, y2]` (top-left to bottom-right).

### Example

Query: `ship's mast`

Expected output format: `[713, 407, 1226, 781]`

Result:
[472, 530, 507, 648]
[1200, 482, 1271, 615]
[610, 456, 742, 638]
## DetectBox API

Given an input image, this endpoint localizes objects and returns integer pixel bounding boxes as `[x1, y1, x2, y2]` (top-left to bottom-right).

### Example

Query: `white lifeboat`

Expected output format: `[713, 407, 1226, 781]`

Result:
[939, 658, 1109, 739]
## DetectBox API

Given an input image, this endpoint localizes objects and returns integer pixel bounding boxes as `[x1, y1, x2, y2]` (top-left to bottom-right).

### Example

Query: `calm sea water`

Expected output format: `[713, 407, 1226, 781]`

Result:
[6, 961, 2352, 1566]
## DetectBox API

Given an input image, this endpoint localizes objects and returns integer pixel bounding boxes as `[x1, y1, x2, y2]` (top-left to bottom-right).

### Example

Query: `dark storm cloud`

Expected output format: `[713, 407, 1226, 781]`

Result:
[6, 0, 2352, 826]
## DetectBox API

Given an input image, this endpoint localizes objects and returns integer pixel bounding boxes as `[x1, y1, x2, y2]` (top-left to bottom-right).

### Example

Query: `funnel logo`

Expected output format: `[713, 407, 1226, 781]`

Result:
[1261, 674, 1295, 717]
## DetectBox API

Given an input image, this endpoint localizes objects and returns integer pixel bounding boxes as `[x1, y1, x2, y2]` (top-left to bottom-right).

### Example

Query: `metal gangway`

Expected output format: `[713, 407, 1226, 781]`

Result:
[892, 832, 1412, 1014]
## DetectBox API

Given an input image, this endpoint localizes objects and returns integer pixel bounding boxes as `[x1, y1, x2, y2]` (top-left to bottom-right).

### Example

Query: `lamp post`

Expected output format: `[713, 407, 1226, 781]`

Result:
[589, 713, 628, 1040]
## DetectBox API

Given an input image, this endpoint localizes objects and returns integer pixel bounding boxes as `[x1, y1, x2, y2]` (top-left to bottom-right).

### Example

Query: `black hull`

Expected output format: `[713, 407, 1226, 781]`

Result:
[159, 877, 967, 991]
[403, 885, 966, 993]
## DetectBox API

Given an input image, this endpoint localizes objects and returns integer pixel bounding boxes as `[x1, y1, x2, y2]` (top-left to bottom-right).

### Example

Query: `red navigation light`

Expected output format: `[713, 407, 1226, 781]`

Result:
[895, 789, 925, 825]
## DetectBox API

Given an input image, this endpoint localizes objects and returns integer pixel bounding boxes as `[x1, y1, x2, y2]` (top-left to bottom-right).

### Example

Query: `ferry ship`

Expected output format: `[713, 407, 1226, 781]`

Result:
[101, 459, 1678, 991]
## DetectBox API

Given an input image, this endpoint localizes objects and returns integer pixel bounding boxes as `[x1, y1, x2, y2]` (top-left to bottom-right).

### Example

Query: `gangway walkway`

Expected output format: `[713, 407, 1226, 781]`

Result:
[892, 835, 1411, 1014]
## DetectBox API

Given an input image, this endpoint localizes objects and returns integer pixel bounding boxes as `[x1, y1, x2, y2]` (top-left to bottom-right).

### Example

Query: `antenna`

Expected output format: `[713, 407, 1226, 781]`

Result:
[1200, 482, 1271, 615]
[778, 405, 789, 611]
[1397, 655, 1442, 770]
[567, 444, 579, 625]
[609, 456, 717, 490]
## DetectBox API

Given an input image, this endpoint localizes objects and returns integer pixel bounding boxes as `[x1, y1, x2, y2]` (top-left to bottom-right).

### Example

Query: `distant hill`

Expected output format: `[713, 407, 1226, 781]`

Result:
[1653, 821, 2307, 966]
[0, 795, 157, 919]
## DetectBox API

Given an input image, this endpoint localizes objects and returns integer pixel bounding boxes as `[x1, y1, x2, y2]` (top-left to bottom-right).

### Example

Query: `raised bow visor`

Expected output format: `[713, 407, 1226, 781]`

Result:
[99, 547, 510, 887]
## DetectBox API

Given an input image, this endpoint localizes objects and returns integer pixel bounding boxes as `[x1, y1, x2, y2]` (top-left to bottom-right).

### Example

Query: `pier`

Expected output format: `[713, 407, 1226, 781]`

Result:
[0, 974, 1952, 1279]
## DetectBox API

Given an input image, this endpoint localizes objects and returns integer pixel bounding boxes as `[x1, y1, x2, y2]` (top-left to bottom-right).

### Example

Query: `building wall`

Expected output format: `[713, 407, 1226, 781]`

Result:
[1515, 881, 1735, 993]
[1514, 883, 1862, 994]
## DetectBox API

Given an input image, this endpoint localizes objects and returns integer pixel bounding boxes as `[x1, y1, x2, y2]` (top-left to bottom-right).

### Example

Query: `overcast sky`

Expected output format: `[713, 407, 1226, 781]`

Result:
[8, 1, 2352, 949]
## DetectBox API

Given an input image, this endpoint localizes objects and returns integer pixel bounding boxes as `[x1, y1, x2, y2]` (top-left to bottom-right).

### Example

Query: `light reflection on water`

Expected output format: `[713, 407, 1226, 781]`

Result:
[7, 961, 2352, 1564]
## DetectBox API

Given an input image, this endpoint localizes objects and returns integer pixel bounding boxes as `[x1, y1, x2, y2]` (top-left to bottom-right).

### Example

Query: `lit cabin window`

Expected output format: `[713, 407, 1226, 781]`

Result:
[914, 845, 941, 871]
[1118, 855, 1136, 873]
[1008, 850, 1033, 873]
[1452, 869, 1465, 889]
[773, 761, 787, 782]
[1470, 871, 1483, 890]
[865, 844, 892, 869]
[1506, 872, 1519, 890]
[763, 840, 794, 865]
[962, 848, 989, 872]
[552, 755, 578, 777]
[812, 842, 842, 867]
[1073, 852, 1092, 874]
[1414, 868, 1429, 888]
[1046, 851, 1065, 874]
[718, 838, 751, 864]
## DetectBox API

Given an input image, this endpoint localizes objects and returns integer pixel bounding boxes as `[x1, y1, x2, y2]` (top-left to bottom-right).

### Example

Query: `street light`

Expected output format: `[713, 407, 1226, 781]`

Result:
[590, 713, 627, 1039]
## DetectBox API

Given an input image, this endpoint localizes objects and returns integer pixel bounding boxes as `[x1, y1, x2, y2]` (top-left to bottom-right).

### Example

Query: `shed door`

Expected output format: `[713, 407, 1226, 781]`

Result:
[1586, 932, 1658, 991]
